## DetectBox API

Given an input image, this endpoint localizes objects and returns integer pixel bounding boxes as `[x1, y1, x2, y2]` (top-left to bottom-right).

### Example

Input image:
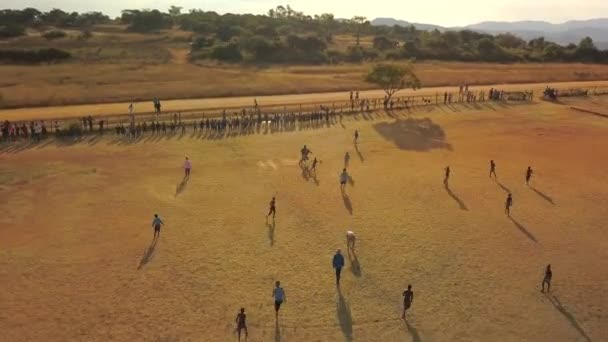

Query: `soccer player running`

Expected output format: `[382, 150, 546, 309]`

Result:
[151, 214, 164, 239]
[402, 285, 414, 320]
[505, 193, 513, 216]
[490, 160, 497, 178]
[267, 197, 276, 219]
[340, 169, 349, 192]
[300, 145, 312, 165]
[541, 264, 552, 292]
[235, 308, 248, 341]
[354, 129, 359, 144]
[310, 157, 318, 172]
[526, 166, 533, 186]
[272, 281, 286, 320]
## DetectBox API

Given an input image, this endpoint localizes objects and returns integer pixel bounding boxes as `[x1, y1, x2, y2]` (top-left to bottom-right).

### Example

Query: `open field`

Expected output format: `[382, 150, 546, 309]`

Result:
[2, 28, 608, 109]
[1, 99, 607, 341]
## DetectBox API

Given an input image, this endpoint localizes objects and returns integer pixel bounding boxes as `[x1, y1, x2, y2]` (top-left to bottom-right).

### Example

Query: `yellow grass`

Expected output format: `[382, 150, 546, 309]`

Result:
[2, 28, 608, 108]
[1, 99, 607, 341]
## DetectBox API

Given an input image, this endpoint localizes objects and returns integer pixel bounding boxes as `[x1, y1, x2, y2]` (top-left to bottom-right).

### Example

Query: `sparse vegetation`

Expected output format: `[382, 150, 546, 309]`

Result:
[0, 48, 71, 64]
[42, 30, 68, 40]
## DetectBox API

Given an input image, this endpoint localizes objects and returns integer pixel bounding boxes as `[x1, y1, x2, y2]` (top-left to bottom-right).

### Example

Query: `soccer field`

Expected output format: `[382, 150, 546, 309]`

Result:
[1, 100, 607, 341]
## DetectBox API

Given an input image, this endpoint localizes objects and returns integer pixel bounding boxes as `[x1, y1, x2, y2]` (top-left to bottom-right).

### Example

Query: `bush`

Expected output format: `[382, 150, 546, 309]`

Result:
[0, 48, 72, 64]
[78, 30, 93, 40]
[0, 24, 26, 39]
[43, 30, 67, 40]
[211, 43, 242, 62]
[191, 36, 215, 50]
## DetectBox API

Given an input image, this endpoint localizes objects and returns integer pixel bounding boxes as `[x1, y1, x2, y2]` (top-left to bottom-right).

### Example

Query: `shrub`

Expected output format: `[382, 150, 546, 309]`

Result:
[78, 30, 93, 40]
[210, 43, 242, 62]
[0, 24, 26, 39]
[42, 30, 67, 40]
[191, 36, 215, 50]
[0, 48, 71, 64]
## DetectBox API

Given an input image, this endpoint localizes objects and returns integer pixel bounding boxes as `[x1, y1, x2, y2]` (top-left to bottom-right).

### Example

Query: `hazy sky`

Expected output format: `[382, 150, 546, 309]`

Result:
[3, 0, 608, 26]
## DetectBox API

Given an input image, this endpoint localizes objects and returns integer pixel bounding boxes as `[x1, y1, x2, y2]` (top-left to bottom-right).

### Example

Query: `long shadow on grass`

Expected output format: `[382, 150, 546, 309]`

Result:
[405, 320, 422, 342]
[373, 117, 451, 151]
[355, 143, 365, 163]
[337, 288, 353, 342]
[508, 216, 538, 243]
[137, 237, 158, 269]
[175, 177, 189, 197]
[546, 294, 592, 342]
[444, 185, 468, 211]
[274, 320, 281, 342]
[531, 187, 555, 205]
[495, 179, 512, 194]
[342, 191, 353, 215]
[267, 219, 275, 246]
[348, 249, 362, 277]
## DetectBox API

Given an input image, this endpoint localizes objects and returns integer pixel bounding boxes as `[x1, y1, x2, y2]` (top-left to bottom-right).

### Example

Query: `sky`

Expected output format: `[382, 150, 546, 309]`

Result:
[2, 0, 608, 27]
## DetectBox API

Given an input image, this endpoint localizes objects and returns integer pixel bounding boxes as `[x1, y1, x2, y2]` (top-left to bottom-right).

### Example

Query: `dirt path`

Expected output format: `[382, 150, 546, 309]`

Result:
[1, 80, 607, 121]
[168, 48, 189, 65]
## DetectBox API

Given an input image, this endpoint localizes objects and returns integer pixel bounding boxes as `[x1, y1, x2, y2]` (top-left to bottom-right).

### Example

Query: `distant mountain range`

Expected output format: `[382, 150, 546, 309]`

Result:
[371, 18, 608, 49]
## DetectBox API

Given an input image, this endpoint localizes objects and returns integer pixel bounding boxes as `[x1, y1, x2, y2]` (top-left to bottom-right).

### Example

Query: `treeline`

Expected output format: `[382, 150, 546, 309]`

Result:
[0, 8, 110, 37]
[2, 6, 608, 64]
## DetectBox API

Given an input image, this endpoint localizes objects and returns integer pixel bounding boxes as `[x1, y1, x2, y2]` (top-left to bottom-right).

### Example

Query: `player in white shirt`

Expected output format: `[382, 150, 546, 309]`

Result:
[346, 230, 356, 250]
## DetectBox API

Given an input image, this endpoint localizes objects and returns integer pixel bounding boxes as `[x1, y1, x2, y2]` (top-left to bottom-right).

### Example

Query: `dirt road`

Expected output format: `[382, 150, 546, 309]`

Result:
[1, 80, 607, 122]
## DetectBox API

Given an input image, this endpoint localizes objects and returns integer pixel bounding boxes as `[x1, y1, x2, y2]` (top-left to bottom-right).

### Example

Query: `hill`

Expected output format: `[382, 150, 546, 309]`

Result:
[371, 17, 608, 49]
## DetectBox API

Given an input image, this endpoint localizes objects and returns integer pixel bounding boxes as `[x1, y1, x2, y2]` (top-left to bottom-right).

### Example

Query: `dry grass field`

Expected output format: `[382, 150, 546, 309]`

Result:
[1, 98, 607, 341]
[2, 28, 608, 109]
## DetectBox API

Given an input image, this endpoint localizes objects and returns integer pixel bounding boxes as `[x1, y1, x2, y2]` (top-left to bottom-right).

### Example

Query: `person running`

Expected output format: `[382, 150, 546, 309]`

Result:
[526, 166, 533, 186]
[490, 160, 497, 178]
[346, 230, 356, 250]
[444, 166, 451, 186]
[235, 308, 248, 341]
[300, 145, 312, 164]
[272, 281, 286, 319]
[344, 152, 350, 168]
[354, 129, 359, 144]
[340, 169, 349, 191]
[505, 193, 513, 215]
[267, 197, 276, 219]
[541, 264, 552, 292]
[402, 285, 414, 320]
[129, 103, 134, 115]
[310, 157, 318, 172]
[151, 214, 164, 239]
[333, 249, 345, 286]
[184, 156, 192, 178]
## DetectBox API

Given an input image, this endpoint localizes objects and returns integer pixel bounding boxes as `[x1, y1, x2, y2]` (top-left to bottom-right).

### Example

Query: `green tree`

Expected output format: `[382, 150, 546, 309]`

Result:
[373, 36, 398, 50]
[349, 16, 368, 46]
[578, 37, 596, 50]
[366, 63, 421, 102]
[168, 6, 183, 17]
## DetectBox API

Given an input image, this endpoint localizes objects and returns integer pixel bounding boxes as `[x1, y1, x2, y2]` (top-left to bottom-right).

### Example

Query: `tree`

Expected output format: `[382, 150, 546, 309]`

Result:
[578, 37, 596, 50]
[168, 6, 183, 17]
[495, 33, 525, 49]
[373, 36, 398, 50]
[349, 16, 368, 46]
[366, 63, 421, 103]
